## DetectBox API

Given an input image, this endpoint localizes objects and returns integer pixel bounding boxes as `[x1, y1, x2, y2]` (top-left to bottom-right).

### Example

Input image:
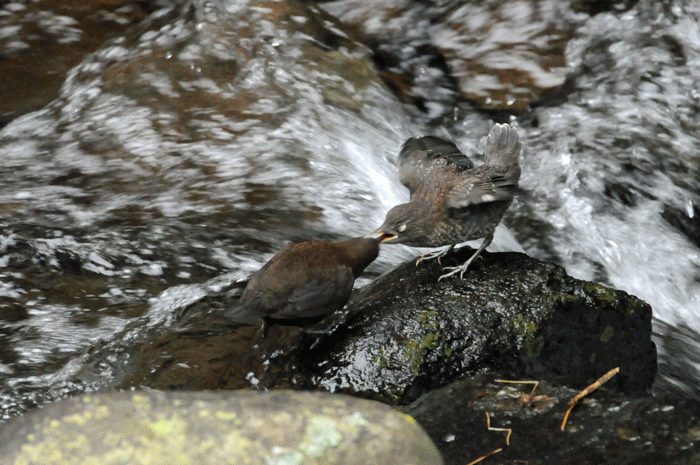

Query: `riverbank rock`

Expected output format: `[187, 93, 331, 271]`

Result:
[404, 371, 700, 465]
[0, 389, 443, 465]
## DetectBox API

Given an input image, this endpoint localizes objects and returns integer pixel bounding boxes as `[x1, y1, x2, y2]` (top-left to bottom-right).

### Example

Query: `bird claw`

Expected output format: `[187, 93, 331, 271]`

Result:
[415, 246, 453, 266]
[416, 252, 444, 266]
[438, 264, 468, 281]
[437, 251, 483, 281]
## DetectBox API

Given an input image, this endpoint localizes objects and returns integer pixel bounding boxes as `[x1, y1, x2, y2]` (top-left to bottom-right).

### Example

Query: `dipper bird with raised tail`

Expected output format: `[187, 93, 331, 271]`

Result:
[224, 237, 380, 327]
[374, 123, 523, 280]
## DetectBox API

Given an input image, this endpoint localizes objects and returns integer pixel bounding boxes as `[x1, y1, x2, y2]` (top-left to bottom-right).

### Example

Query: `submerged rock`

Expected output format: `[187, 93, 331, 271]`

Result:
[0, 389, 443, 465]
[319, 0, 584, 113]
[0, 0, 157, 124]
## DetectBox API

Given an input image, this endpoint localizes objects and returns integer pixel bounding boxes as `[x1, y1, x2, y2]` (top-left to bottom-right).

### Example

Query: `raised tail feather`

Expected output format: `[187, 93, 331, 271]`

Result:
[484, 123, 523, 168]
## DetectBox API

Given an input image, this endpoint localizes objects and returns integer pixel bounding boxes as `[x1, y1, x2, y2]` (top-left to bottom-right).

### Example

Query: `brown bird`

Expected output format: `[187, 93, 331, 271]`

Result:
[374, 123, 523, 280]
[224, 237, 380, 327]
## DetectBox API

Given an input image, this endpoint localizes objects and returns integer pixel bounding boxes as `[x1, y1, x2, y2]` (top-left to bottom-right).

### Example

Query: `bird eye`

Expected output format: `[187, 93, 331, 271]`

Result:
[397, 224, 407, 232]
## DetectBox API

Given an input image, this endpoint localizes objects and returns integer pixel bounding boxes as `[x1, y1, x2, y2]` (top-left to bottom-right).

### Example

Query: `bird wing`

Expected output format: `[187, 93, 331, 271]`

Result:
[445, 165, 520, 209]
[398, 136, 474, 196]
[273, 267, 355, 320]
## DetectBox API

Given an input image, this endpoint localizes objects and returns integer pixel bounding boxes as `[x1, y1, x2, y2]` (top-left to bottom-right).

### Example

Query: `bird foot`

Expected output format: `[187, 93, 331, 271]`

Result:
[438, 264, 469, 281]
[415, 246, 453, 266]
[437, 253, 482, 281]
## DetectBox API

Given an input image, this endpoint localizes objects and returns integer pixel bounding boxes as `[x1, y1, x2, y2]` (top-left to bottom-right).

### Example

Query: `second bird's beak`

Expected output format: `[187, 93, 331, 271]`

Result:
[379, 232, 397, 243]
[369, 230, 397, 243]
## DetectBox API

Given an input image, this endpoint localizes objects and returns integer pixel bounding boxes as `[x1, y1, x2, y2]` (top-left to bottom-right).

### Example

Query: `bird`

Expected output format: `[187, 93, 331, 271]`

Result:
[374, 123, 523, 280]
[223, 237, 380, 328]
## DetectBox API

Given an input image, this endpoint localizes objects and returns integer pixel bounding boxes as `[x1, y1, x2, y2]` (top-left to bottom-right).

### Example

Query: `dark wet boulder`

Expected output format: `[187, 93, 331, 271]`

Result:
[404, 371, 700, 465]
[0, 390, 443, 465]
[111, 247, 656, 405]
[298, 247, 656, 402]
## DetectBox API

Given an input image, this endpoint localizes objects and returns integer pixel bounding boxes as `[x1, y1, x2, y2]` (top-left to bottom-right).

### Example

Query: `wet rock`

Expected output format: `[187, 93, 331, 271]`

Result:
[110, 247, 655, 404]
[661, 202, 700, 250]
[304, 247, 656, 402]
[0, 389, 443, 465]
[429, 0, 577, 111]
[404, 371, 700, 465]
[569, 0, 640, 15]
[653, 319, 700, 399]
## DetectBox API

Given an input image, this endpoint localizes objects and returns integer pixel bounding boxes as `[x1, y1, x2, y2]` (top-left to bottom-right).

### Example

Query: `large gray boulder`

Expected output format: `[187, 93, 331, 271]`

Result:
[0, 389, 443, 465]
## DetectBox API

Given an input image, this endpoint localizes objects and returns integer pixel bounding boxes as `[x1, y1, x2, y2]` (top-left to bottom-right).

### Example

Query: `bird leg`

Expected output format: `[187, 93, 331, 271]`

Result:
[260, 318, 271, 339]
[438, 234, 493, 281]
[416, 245, 454, 266]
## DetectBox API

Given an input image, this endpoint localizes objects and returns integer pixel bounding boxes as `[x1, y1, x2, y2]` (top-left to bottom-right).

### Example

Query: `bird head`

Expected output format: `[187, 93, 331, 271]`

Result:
[373, 203, 427, 246]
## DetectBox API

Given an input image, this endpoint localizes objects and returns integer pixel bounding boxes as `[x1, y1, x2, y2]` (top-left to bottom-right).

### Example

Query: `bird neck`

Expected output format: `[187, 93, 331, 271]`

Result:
[336, 238, 380, 277]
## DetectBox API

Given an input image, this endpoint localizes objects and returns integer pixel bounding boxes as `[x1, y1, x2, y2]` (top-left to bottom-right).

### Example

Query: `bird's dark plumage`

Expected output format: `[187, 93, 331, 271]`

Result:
[224, 237, 380, 325]
[375, 123, 523, 280]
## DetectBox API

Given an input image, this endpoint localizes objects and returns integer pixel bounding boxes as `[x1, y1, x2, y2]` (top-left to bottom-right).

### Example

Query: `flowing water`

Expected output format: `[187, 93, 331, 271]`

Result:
[518, 4, 700, 396]
[1, 0, 699, 420]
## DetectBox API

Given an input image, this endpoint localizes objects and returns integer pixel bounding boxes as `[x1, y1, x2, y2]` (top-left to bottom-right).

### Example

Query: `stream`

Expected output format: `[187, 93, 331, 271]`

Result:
[1, 0, 699, 420]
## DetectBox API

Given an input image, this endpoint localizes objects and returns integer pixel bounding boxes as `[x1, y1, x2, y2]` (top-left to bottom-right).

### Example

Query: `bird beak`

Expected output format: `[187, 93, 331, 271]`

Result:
[380, 233, 398, 243]
[378, 232, 397, 243]
[367, 230, 396, 243]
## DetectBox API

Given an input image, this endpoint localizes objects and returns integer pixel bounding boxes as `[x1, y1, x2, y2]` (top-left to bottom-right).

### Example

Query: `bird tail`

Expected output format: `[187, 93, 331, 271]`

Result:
[484, 123, 523, 168]
[221, 301, 261, 325]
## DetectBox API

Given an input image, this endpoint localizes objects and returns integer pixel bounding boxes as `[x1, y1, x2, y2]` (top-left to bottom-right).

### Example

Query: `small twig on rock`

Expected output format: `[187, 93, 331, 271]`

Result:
[486, 411, 512, 445]
[467, 384, 523, 465]
[466, 447, 502, 465]
[494, 379, 551, 406]
[495, 378, 539, 395]
[561, 367, 620, 431]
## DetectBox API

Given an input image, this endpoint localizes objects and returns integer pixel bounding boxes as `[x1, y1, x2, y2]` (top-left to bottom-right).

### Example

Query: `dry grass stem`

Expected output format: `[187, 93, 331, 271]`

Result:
[486, 411, 512, 445]
[561, 367, 621, 430]
[466, 447, 503, 465]
[494, 379, 552, 406]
